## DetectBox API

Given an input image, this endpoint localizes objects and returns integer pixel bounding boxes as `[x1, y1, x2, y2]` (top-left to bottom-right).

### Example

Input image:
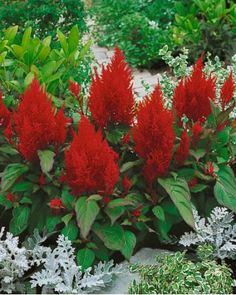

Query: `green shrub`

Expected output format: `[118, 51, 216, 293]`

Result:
[129, 249, 234, 294]
[0, 0, 87, 41]
[0, 25, 92, 106]
[173, 0, 236, 61]
[90, 0, 176, 67]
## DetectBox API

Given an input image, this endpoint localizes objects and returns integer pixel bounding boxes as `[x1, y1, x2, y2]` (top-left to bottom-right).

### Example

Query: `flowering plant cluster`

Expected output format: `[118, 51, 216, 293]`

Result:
[0, 47, 235, 269]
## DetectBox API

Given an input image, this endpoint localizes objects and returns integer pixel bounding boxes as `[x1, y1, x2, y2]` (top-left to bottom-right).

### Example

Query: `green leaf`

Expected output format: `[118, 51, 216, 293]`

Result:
[107, 198, 134, 208]
[190, 183, 208, 193]
[68, 25, 80, 53]
[38, 150, 55, 174]
[61, 220, 79, 241]
[12, 181, 33, 193]
[1, 163, 29, 192]
[57, 29, 68, 55]
[77, 248, 95, 271]
[189, 148, 206, 161]
[9, 206, 30, 235]
[105, 206, 125, 224]
[158, 177, 195, 228]
[121, 231, 136, 259]
[75, 197, 100, 238]
[20, 196, 32, 205]
[120, 159, 143, 173]
[5, 26, 18, 44]
[152, 206, 165, 221]
[61, 188, 74, 210]
[92, 223, 125, 251]
[47, 215, 61, 232]
[87, 194, 103, 201]
[214, 166, 236, 212]
[61, 213, 73, 226]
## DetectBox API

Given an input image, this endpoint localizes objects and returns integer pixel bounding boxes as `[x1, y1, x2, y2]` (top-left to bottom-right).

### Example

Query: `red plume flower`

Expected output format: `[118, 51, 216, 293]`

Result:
[49, 198, 64, 209]
[133, 84, 175, 184]
[122, 176, 132, 193]
[173, 56, 216, 122]
[68, 80, 81, 99]
[89, 48, 135, 128]
[64, 116, 119, 196]
[174, 129, 190, 167]
[0, 92, 11, 128]
[191, 121, 202, 147]
[220, 71, 235, 110]
[13, 78, 68, 162]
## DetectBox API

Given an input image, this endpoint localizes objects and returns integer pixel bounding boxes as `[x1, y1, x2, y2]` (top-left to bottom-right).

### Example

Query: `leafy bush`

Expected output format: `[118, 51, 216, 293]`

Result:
[0, 47, 236, 271]
[90, 0, 176, 67]
[128, 249, 234, 294]
[0, 25, 92, 105]
[173, 0, 236, 62]
[0, 228, 122, 294]
[0, 0, 87, 41]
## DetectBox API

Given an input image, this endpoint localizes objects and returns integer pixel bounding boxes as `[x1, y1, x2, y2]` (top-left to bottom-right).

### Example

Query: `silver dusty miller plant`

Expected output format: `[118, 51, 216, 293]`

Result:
[0, 228, 123, 294]
[180, 207, 236, 260]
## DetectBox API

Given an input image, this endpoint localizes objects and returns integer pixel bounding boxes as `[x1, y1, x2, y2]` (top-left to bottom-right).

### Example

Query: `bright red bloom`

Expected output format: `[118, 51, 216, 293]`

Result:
[38, 173, 46, 186]
[132, 205, 142, 217]
[174, 129, 190, 167]
[133, 84, 175, 183]
[220, 72, 235, 110]
[89, 48, 135, 128]
[0, 92, 11, 128]
[192, 121, 202, 147]
[173, 57, 216, 122]
[49, 198, 64, 208]
[13, 78, 67, 162]
[68, 80, 81, 99]
[6, 192, 16, 203]
[206, 162, 215, 176]
[103, 196, 111, 205]
[188, 178, 198, 188]
[64, 116, 119, 196]
[54, 106, 69, 146]
[122, 176, 132, 193]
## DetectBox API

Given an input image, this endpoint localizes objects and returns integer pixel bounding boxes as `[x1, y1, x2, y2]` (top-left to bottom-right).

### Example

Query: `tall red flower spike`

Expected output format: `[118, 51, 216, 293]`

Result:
[220, 71, 235, 110]
[0, 92, 11, 128]
[64, 116, 119, 196]
[133, 84, 175, 184]
[14, 78, 68, 162]
[89, 48, 135, 128]
[173, 56, 216, 123]
[191, 120, 202, 147]
[174, 129, 190, 167]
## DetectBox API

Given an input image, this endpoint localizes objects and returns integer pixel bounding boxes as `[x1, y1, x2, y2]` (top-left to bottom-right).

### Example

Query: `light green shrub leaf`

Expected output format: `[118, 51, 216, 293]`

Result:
[38, 150, 55, 174]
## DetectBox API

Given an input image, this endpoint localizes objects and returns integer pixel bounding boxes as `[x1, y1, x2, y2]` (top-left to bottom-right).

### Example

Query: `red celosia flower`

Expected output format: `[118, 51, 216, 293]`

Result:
[188, 178, 198, 188]
[13, 78, 67, 162]
[122, 176, 132, 193]
[133, 84, 175, 184]
[54, 106, 68, 146]
[68, 80, 81, 99]
[6, 192, 16, 203]
[3, 120, 13, 143]
[191, 121, 202, 147]
[175, 129, 190, 167]
[49, 198, 64, 208]
[89, 48, 135, 128]
[103, 196, 111, 205]
[173, 57, 216, 122]
[64, 116, 119, 196]
[0, 92, 11, 128]
[59, 171, 66, 184]
[132, 205, 142, 217]
[38, 173, 46, 186]
[220, 71, 235, 110]
[206, 162, 215, 176]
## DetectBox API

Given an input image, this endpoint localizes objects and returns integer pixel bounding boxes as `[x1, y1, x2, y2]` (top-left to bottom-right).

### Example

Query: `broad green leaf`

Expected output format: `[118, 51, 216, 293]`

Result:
[121, 230, 136, 259]
[189, 148, 206, 161]
[47, 215, 61, 232]
[190, 183, 208, 193]
[38, 150, 55, 174]
[61, 213, 73, 226]
[22, 27, 32, 49]
[5, 26, 18, 44]
[152, 205, 165, 221]
[214, 166, 236, 212]
[68, 25, 80, 53]
[77, 248, 95, 271]
[1, 163, 29, 192]
[61, 188, 74, 210]
[105, 206, 125, 224]
[57, 29, 68, 55]
[120, 159, 143, 173]
[19, 196, 32, 205]
[107, 198, 134, 208]
[75, 197, 100, 238]
[11, 44, 23, 59]
[92, 223, 125, 251]
[9, 206, 30, 235]
[158, 177, 195, 228]
[0, 145, 18, 155]
[61, 220, 79, 241]
[87, 194, 103, 201]
[12, 181, 33, 193]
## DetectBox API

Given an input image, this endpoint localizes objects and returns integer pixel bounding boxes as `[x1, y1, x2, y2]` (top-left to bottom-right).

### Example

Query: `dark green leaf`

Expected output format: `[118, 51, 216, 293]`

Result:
[121, 230, 136, 259]
[77, 248, 95, 271]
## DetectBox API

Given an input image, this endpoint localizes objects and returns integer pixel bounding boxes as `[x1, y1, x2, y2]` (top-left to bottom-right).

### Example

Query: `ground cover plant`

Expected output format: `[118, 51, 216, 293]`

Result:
[90, 0, 236, 67]
[0, 44, 235, 282]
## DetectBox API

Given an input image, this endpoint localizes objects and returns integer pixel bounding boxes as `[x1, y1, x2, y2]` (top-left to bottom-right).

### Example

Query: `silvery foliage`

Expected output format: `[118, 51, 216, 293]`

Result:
[0, 228, 123, 294]
[180, 207, 236, 260]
